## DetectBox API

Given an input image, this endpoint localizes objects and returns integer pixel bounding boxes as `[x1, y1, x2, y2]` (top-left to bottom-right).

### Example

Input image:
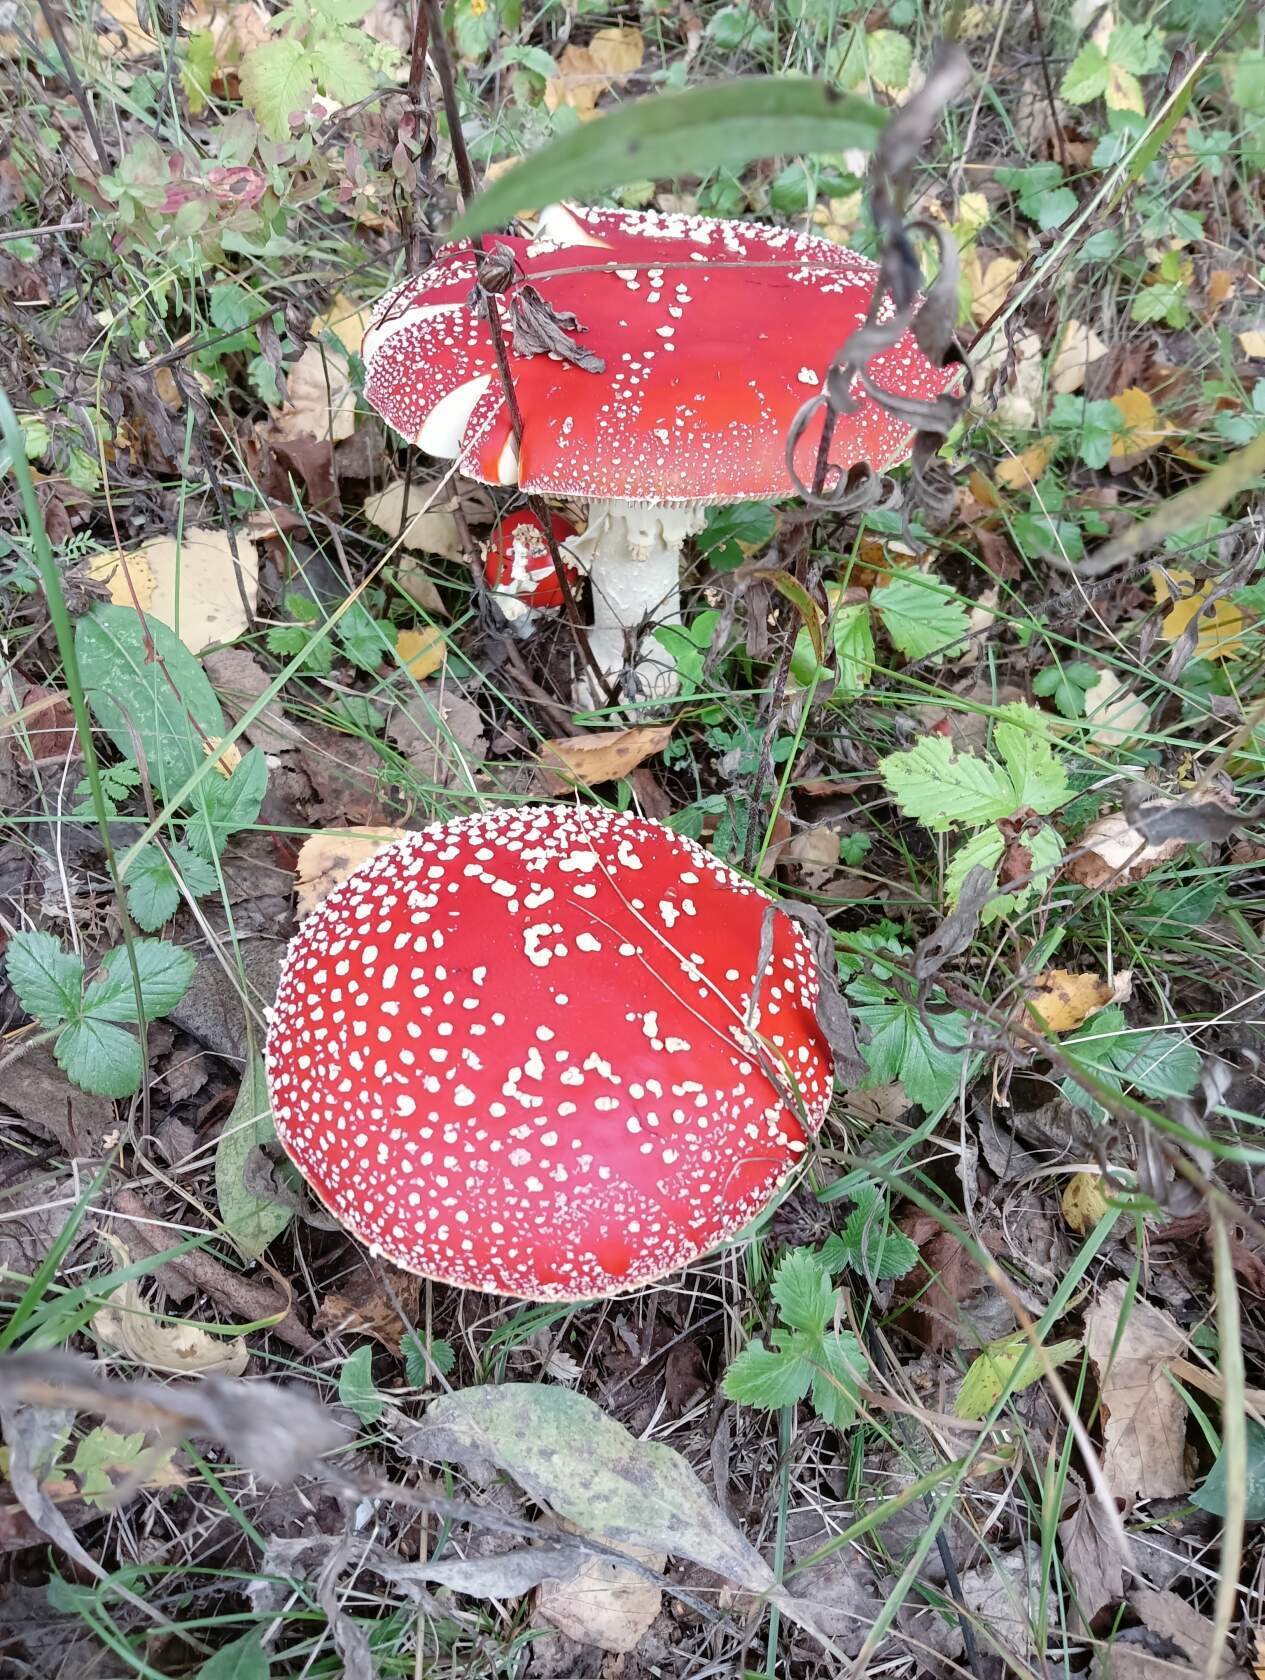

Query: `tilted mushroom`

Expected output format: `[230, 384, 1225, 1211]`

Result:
[482, 506, 580, 630]
[361, 203, 956, 702]
[265, 805, 832, 1301]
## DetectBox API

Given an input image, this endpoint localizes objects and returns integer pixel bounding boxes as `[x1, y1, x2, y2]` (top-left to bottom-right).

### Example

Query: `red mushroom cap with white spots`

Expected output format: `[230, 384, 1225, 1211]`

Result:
[265, 806, 832, 1301]
[482, 508, 580, 613]
[361, 204, 957, 504]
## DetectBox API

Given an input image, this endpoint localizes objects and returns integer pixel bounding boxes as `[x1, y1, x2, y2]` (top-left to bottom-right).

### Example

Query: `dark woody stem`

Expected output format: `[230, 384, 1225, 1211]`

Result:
[419, 0, 617, 707]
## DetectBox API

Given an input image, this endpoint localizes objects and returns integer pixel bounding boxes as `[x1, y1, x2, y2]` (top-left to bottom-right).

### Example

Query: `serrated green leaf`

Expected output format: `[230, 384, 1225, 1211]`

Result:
[809, 1331, 866, 1429]
[955, 1336, 1080, 1419]
[185, 748, 268, 860]
[6, 931, 83, 1027]
[451, 78, 885, 239]
[215, 1055, 295, 1260]
[55, 1019, 143, 1097]
[723, 1341, 814, 1411]
[873, 571, 971, 662]
[770, 1248, 834, 1335]
[879, 736, 1017, 832]
[993, 703, 1069, 814]
[1060, 1005, 1200, 1117]
[848, 982, 971, 1112]
[402, 1331, 456, 1387]
[1036, 187, 1078, 230]
[311, 0, 374, 22]
[865, 29, 912, 90]
[309, 34, 377, 105]
[1107, 21, 1163, 76]
[835, 1189, 920, 1281]
[240, 38, 317, 141]
[944, 826, 1006, 909]
[124, 842, 219, 931]
[71, 1425, 149, 1507]
[1060, 42, 1108, 103]
[84, 940, 196, 1025]
[339, 1343, 384, 1424]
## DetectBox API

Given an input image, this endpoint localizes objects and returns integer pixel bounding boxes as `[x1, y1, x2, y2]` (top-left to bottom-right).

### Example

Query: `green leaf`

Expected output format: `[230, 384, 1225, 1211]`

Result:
[1060, 42, 1108, 103]
[336, 599, 392, 672]
[723, 1341, 814, 1411]
[181, 30, 218, 116]
[1036, 187, 1078, 231]
[878, 736, 1017, 832]
[450, 77, 886, 239]
[195, 1632, 272, 1680]
[993, 703, 1070, 813]
[1193, 1417, 1265, 1522]
[1060, 1005, 1200, 1117]
[1032, 661, 1098, 720]
[698, 502, 778, 571]
[873, 571, 971, 662]
[955, 1336, 1080, 1419]
[239, 38, 317, 141]
[848, 981, 971, 1111]
[309, 34, 377, 105]
[55, 1019, 143, 1097]
[826, 1187, 919, 1281]
[84, 940, 196, 1025]
[1231, 52, 1265, 114]
[339, 1343, 384, 1424]
[215, 1055, 295, 1260]
[809, 1331, 866, 1429]
[1051, 394, 1126, 470]
[185, 748, 268, 859]
[6, 931, 83, 1027]
[311, 0, 375, 21]
[71, 1425, 149, 1507]
[944, 825, 1006, 907]
[770, 1248, 834, 1335]
[865, 29, 912, 90]
[402, 1331, 456, 1387]
[124, 841, 219, 931]
[1107, 21, 1163, 76]
[209, 282, 257, 334]
[75, 604, 227, 803]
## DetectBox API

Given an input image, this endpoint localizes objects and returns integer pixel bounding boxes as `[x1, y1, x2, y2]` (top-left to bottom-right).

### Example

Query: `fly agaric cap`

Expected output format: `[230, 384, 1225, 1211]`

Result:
[361, 203, 957, 502]
[483, 507, 580, 618]
[265, 806, 832, 1301]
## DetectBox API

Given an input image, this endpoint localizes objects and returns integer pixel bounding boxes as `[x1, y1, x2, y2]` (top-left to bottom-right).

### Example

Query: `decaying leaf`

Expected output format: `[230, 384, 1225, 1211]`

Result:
[91, 1238, 248, 1376]
[1062, 1171, 1110, 1233]
[1081, 669, 1151, 748]
[388, 683, 487, 787]
[363, 479, 465, 562]
[310, 293, 371, 355]
[1063, 810, 1187, 888]
[273, 341, 357, 442]
[538, 724, 673, 789]
[395, 625, 447, 680]
[996, 435, 1055, 489]
[1058, 1479, 1133, 1622]
[1084, 1280, 1191, 1500]
[1024, 968, 1126, 1033]
[1094, 1589, 1252, 1680]
[1152, 567, 1246, 662]
[88, 528, 259, 653]
[295, 826, 409, 917]
[1051, 320, 1107, 394]
[314, 1262, 420, 1353]
[545, 26, 644, 114]
[215, 1055, 295, 1260]
[536, 1519, 665, 1655]
[1109, 387, 1170, 470]
[965, 252, 1021, 326]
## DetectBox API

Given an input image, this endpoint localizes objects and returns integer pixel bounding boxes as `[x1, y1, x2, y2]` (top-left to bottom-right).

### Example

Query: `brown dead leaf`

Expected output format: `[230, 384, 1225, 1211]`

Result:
[1062, 1172, 1109, 1234]
[544, 26, 643, 113]
[273, 342, 357, 443]
[89, 528, 259, 653]
[1024, 969, 1119, 1033]
[203, 647, 297, 754]
[92, 1238, 248, 1377]
[295, 826, 409, 917]
[1094, 1589, 1251, 1680]
[314, 1262, 420, 1353]
[536, 1520, 664, 1655]
[395, 626, 447, 680]
[1051, 320, 1108, 395]
[363, 479, 464, 562]
[16, 685, 79, 764]
[1081, 669, 1150, 749]
[1084, 1280, 1191, 1500]
[1057, 1481, 1131, 1622]
[1064, 811, 1187, 889]
[538, 724, 673, 789]
[893, 1213, 999, 1352]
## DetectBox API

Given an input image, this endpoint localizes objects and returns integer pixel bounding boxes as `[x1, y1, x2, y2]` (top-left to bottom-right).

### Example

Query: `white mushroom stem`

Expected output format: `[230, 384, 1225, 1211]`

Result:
[568, 500, 706, 705]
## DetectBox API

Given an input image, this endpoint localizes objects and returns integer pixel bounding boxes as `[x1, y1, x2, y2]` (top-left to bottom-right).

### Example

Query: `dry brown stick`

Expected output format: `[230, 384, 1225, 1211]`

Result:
[109, 1190, 318, 1355]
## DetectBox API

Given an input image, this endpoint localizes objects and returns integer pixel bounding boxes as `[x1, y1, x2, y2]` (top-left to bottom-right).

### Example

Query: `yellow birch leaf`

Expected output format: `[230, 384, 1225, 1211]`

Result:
[1151, 567, 1246, 660]
[1238, 330, 1265, 358]
[1025, 968, 1117, 1033]
[295, 826, 409, 916]
[1109, 386, 1169, 465]
[1051, 319, 1108, 394]
[538, 724, 674, 789]
[996, 436, 1056, 489]
[395, 625, 447, 679]
[1062, 1172, 1109, 1233]
[311, 293, 372, 354]
[587, 25, 644, 77]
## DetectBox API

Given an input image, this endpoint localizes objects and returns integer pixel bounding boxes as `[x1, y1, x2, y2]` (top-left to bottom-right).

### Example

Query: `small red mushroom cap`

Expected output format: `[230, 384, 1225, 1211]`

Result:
[482, 508, 580, 614]
[265, 806, 833, 1302]
[361, 204, 957, 504]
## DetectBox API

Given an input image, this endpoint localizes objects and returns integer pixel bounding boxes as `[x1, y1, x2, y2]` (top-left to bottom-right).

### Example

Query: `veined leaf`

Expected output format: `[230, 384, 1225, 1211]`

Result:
[450, 78, 886, 238]
[878, 736, 1017, 832]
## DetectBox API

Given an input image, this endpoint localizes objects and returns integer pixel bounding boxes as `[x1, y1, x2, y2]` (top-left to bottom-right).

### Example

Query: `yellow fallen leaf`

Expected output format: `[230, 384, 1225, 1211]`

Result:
[311, 293, 371, 355]
[1051, 319, 1107, 395]
[364, 479, 464, 559]
[954, 191, 991, 241]
[1064, 809, 1186, 888]
[539, 724, 673, 789]
[1238, 329, 1265, 358]
[93, 1238, 248, 1376]
[90, 528, 259, 654]
[1206, 269, 1237, 313]
[587, 25, 644, 77]
[97, 0, 156, 55]
[545, 27, 642, 113]
[1151, 566, 1246, 660]
[273, 341, 356, 442]
[204, 736, 243, 778]
[395, 625, 447, 679]
[967, 253, 1021, 326]
[1062, 1172, 1109, 1233]
[996, 436, 1055, 490]
[1025, 968, 1116, 1033]
[1109, 386, 1170, 467]
[295, 826, 409, 916]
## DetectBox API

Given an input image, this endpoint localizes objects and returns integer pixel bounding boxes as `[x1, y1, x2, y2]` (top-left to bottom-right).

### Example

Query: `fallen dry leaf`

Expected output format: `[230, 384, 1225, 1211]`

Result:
[1152, 567, 1246, 661]
[1095, 1589, 1251, 1680]
[1024, 969, 1118, 1033]
[314, 1262, 420, 1353]
[973, 329, 1043, 428]
[1057, 1479, 1132, 1622]
[1083, 1279, 1190, 1500]
[203, 646, 297, 754]
[363, 478, 464, 561]
[1237, 329, 1265, 358]
[1110, 387, 1170, 471]
[538, 724, 673, 789]
[966, 252, 1022, 326]
[311, 293, 371, 355]
[395, 625, 447, 680]
[1064, 810, 1187, 889]
[894, 1212, 1000, 1352]
[273, 342, 357, 442]
[295, 826, 409, 916]
[1062, 1172, 1109, 1234]
[92, 1239, 248, 1378]
[544, 26, 644, 113]
[1051, 320, 1108, 395]
[996, 435, 1055, 490]
[88, 528, 259, 653]
[1081, 669, 1151, 749]
[536, 1521, 664, 1655]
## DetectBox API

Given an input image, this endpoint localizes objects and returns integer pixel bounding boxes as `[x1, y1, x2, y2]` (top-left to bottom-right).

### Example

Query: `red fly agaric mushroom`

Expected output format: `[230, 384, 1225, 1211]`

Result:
[361, 203, 957, 701]
[482, 507, 580, 629]
[265, 805, 832, 1301]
